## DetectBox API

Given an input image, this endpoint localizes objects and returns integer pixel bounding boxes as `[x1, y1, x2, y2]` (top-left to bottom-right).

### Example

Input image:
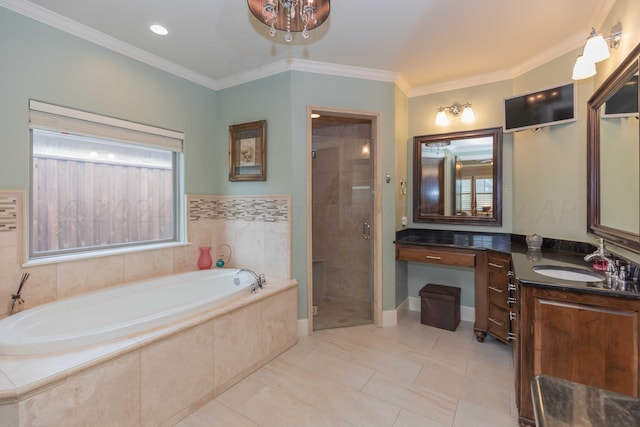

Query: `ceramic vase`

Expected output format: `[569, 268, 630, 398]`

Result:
[197, 246, 213, 270]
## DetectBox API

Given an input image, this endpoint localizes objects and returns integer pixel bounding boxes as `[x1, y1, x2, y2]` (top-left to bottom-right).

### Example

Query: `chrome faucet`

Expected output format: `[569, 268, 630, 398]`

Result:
[584, 238, 618, 283]
[236, 269, 265, 292]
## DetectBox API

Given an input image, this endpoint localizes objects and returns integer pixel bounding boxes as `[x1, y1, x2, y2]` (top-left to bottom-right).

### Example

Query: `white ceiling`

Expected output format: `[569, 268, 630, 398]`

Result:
[3, 0, 614, 95]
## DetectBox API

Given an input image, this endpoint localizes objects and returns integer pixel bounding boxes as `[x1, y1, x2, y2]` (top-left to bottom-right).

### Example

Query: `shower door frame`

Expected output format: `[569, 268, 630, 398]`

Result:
[306, 105, 382, 334]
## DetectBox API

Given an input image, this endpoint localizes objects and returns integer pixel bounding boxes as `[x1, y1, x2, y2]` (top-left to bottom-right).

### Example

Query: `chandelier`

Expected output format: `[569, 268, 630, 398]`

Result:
[247, 0, 331, 42]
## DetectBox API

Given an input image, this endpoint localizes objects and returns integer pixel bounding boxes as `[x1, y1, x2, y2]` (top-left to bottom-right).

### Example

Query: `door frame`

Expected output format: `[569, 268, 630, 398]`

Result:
[306, 105, 383, 334]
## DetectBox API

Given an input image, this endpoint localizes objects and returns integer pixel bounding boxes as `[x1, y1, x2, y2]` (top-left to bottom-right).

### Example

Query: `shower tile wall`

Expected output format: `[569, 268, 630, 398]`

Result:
[312, 123, 372, 327]
[0, 191, 291, 318]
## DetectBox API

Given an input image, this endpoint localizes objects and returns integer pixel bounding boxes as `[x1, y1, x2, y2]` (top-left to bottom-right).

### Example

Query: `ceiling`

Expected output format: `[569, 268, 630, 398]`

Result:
[4, 0, 614, 95]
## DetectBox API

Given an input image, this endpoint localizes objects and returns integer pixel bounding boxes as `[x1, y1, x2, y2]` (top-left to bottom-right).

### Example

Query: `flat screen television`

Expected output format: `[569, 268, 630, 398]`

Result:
[603, 74, 638, 118]
[504, 83, 576, 132]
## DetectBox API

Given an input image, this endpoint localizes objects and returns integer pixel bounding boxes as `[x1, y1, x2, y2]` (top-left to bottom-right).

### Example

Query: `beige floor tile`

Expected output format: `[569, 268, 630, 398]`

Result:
[362, 372, 457, 426]
[466, 358, 515, 390]
[349, 345, 423, 383]
[293, 348, 375, 390]
[251, 359, 400, 427]
[414, 359, 467, 399]
[453, 400, 519, 427]
[181, 313, 518, 427]
[216, 377, 266, 410]
[234, 386, 354, 427]
[393, 409, 449, 427]
[175, 400, 259, 427]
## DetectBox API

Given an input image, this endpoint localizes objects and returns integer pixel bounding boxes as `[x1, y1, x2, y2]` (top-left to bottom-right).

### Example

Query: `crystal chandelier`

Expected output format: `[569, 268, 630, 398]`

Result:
[247, 0, 331, 42]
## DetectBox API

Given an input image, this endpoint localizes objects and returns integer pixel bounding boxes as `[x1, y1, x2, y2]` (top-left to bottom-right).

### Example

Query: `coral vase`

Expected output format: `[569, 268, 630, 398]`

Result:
[197, 246, 213, 270]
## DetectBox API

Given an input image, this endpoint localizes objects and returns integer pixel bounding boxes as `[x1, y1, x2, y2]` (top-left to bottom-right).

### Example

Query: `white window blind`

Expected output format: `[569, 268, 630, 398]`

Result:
[29, 100, 183, 152]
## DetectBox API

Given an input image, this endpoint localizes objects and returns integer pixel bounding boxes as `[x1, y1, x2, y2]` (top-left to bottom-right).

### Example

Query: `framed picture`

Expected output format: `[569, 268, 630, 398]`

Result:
[229, 120, 266, 181]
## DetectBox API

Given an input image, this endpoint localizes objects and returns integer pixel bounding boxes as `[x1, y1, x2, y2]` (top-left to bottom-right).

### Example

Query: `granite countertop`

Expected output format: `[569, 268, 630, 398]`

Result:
[531, 375, 640, 427]
[395, 228, 640, 300]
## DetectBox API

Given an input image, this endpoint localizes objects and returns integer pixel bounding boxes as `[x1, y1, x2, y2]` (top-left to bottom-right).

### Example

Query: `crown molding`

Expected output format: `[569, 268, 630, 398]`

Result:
[216, 58, 402, 91]
[409, 30, 590, 98]
[2, 0, 615, 97]
[409, 69, 514, 98]
[0, 0, 219, 90]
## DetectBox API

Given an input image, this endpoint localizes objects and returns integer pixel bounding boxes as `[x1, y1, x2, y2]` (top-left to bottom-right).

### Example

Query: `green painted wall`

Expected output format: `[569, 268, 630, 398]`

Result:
[3, 0, 640, 320]
[217, 71, 400, 318]
[0, 8, 218, 195]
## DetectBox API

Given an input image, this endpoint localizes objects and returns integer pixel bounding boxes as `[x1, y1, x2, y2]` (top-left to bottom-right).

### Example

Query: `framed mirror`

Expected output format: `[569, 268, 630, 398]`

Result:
[587, 42, 640, 252]
[413, 127, 503, 225]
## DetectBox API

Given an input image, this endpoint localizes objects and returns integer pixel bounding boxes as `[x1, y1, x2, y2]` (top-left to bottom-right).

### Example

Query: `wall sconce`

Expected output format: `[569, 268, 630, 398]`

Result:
[435, 102, 474, 126]
[572, 22, 622, 80]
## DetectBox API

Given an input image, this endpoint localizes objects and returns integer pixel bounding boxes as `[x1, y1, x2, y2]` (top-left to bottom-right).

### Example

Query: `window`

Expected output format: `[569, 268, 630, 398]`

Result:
[455, 177, 493, 216]
[29, 101, 184, 259]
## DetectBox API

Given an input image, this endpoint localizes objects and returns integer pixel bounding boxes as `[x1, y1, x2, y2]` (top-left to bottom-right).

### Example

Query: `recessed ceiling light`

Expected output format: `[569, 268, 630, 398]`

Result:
[150, 24, 168, 36]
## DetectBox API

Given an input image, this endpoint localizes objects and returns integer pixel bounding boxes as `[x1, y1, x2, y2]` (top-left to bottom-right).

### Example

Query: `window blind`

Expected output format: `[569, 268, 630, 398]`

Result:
[29, 100, 183, 152]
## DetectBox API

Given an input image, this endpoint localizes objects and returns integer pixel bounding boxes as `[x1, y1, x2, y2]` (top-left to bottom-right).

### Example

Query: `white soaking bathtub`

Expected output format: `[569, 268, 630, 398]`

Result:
[0, 268, 257, 355]
[0, 269, 298, 427]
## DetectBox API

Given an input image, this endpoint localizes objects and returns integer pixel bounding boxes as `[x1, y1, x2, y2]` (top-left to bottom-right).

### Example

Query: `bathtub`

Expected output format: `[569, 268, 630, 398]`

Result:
[0, 269, 259, 356]
[0, 269, 297, 426]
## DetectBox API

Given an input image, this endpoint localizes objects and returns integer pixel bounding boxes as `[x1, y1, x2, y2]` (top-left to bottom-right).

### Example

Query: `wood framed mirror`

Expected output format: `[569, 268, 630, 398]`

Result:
[587, 42, 640, 252]
[413, 127, 503, 225]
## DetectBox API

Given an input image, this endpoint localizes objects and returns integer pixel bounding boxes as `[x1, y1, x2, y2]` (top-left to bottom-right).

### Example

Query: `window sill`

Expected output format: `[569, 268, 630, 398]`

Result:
[23, 241, 192, 268]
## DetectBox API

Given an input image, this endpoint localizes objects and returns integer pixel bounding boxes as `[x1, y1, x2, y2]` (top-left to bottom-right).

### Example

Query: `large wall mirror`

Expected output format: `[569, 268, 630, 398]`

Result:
[413, 127, 503, 225]
[588, 42, 640, 252]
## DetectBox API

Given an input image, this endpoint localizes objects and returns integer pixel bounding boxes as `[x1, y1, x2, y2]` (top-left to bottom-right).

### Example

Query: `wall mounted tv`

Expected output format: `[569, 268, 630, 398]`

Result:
[603, 74, 638, 118]
[504, 83, 576, 132]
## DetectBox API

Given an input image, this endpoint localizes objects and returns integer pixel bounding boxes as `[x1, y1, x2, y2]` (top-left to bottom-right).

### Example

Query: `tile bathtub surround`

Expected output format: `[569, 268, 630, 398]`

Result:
[0, 279, 298, 427]
[187, 194, 292, 279]
[0, 191, 292, 317]
[178, 310, 519, 427]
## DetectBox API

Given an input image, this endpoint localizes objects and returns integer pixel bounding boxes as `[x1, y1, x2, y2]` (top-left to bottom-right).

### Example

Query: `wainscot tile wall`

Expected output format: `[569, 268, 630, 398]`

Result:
[0, 191, 292, 318]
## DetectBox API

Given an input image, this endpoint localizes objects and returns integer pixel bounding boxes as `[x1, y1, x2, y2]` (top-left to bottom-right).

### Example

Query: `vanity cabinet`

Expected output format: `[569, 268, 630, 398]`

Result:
[395, 243, 489, 341]
[486, 252, 515, 344]
[517, 283, 640, 425]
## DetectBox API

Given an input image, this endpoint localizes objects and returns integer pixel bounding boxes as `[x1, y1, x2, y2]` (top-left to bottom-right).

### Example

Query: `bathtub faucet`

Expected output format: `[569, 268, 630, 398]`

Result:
[236, 269, 265, 293]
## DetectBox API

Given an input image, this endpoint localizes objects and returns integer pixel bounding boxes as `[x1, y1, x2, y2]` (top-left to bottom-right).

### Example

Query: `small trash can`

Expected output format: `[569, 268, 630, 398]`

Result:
[419, 284, 461, 331]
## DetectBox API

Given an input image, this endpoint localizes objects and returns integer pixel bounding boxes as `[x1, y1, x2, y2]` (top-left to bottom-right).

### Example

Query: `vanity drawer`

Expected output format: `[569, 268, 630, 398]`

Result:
[488, 282, 509, 309]
[488, 253, 511, 276]
[488, 304, 509, 339]
[396, 246, 476, 267]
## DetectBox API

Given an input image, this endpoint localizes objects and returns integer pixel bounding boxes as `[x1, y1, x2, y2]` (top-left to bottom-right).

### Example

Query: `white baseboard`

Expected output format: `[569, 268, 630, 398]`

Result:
[299, 297, 474, 334]
[297, 319, 309, 336]
[405, 296, 475, 323]
[381, 309, 397, 327]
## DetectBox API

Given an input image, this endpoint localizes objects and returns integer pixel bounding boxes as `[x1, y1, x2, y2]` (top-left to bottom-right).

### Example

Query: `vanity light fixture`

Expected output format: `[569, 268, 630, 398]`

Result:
[572, 22, 622, 80]
[435, 103, 474, 126]
[247, 0, 330, 42]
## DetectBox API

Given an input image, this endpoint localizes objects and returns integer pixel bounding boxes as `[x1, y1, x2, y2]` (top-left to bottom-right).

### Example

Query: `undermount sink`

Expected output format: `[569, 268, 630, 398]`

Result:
[531, 265, 605, 282]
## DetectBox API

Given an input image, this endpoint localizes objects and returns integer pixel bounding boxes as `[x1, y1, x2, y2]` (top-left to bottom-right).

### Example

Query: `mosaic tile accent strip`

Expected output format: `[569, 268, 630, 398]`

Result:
[216, 198, 288, 222]
[189, 198, 217, 221]
[0, 196, 18, 232]
[188, 196, 289, 223]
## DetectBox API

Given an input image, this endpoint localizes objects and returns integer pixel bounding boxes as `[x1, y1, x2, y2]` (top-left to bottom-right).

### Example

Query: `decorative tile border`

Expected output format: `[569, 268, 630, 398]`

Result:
[188, 195, 289, 223]
[0, 196, 17, 232]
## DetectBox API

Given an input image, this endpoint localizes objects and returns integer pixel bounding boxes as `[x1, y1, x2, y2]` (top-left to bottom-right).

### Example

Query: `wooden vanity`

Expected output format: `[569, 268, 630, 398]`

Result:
[515, 273, 640, 425]
[396, 241, 517, 344]
[395, 229, 640, 427]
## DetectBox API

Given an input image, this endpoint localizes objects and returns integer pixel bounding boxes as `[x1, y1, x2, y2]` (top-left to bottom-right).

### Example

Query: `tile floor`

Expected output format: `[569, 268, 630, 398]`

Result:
[176, 310, 520, 427]
[313, 296, 373, 330]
